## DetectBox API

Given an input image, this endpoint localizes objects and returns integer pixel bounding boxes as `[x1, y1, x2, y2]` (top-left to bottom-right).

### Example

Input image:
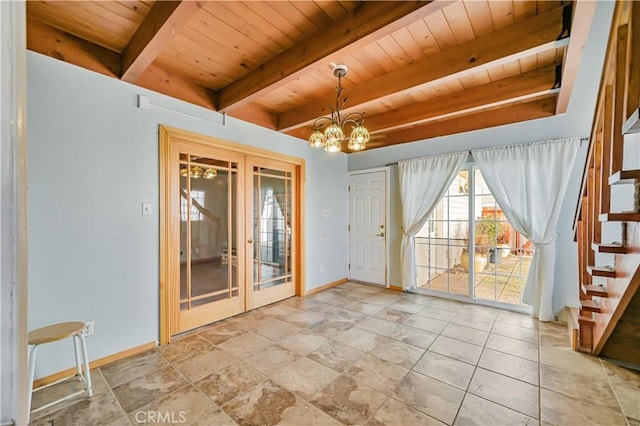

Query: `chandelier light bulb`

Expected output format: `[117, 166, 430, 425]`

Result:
[347, 137, 365, 151]
[324, 123, 344, 144]
[203, 168, 217, 179]
[324, 139, 341, 152]
[190, 166, 203, 179]
[350, 125, 369, 149]
[309, 130, 325, 149]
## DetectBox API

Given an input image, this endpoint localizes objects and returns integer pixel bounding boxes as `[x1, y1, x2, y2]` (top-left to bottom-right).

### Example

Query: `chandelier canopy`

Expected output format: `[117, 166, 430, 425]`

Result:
[309, 64, 369, 152]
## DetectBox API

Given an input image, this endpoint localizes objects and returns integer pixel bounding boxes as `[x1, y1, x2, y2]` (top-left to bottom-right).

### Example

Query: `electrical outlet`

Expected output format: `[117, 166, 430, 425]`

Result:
[320, 265, 324, 274]
[81, 321, 94, 337]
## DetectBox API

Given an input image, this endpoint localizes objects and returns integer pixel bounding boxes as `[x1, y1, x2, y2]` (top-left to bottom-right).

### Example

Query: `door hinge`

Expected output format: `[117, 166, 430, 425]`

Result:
[348, 224, 350, 231]
[348, 263, 350, 270]
[348, 185, 350, 191]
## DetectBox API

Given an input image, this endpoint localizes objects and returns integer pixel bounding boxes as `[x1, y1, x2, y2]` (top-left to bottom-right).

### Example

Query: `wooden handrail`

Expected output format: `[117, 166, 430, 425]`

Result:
[179, 189, 220, 224]
[571, 2, 640, 362]
[572, 2, 626, 236]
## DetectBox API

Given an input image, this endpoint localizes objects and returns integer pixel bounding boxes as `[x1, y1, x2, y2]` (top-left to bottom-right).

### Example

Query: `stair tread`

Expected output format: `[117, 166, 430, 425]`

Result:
[578, 314, 596, 325]
[580, 299, 603, 313]
[587, 265, 616, 277]
[609, 170, 640, 185]
[582, 284, 608, 297]
[591, 242, 628, 254]
[599, 212, 640, 222]
[587, 265, 615, 271]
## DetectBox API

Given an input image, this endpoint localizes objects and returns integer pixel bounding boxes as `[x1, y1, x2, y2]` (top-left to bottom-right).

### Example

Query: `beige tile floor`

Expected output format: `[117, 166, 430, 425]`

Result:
[31, 282, 639, 426]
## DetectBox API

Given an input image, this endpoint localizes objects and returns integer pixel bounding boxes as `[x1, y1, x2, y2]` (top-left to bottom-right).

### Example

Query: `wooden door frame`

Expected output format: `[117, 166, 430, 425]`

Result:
[159, 125, 305, 345]
[347, 167, 390, 287]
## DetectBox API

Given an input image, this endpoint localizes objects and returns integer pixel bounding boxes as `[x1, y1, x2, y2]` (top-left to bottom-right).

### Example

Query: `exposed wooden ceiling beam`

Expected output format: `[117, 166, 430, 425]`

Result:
[135, 64, 216, 110]
[285, 64, 558, 141]
[366, 65, 558, 133]
[362, 95, 558, 149]
[27, 17, 120, 78]
[121, 1, 202, 83]
[226, 104, 277, 131]
[215, 1, 450, 112]
[556, 1, 597, 114]
[278, 4, 569, 132]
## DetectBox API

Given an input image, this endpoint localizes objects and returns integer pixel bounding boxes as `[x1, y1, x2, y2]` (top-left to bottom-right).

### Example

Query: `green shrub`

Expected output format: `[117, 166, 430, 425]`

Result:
[474, 218, 505, 254]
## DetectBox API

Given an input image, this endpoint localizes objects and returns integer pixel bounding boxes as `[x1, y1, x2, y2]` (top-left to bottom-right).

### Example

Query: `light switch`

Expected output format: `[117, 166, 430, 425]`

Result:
[142, 202, 152, 215]
[137, 94, 150, 109]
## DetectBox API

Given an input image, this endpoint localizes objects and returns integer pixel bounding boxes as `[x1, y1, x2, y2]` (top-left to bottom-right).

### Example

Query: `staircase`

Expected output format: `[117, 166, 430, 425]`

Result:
[571, 0, 640, 365]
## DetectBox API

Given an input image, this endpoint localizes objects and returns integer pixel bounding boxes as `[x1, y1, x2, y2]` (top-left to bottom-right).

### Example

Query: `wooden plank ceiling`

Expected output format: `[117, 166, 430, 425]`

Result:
[26, 1, 596, 152]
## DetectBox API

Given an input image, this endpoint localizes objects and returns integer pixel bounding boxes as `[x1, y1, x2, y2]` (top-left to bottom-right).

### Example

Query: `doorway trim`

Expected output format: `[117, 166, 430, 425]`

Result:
[347, 166, 390, 288]
[159, 125, 305, 344]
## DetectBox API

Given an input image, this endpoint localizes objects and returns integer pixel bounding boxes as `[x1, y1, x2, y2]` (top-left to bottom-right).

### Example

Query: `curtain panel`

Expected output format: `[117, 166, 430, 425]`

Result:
[472, 138, 580, 320]
[398, 152, 468, 290]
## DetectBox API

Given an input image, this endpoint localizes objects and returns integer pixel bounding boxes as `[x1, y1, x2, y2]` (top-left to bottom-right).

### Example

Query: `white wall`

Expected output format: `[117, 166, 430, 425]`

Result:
[348, 1, 615, 317]
[27, 52, 348, 379]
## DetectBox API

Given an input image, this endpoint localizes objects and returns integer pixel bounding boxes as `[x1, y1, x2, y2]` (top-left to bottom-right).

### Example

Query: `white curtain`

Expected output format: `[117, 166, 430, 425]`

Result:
[472, 138, 580, 321]
[398, 152, 468, 290]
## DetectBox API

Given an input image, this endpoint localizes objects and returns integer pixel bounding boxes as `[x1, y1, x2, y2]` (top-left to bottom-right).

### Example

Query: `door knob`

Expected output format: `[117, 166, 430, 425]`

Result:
[376, 232, 385, 237]
[247, 238, 253, 243]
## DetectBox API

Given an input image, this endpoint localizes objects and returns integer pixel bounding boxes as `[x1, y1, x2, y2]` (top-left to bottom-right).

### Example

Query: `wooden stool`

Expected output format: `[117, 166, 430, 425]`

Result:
[27, 322, 93, 419]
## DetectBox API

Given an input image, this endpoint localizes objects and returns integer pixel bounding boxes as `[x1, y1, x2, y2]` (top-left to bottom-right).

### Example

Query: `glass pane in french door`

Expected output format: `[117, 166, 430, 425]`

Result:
[178, 153, 242, 331]
[253, 167, 292, 292]
[416, 170, 470, 297]
[473, 169, 533, 306]
[179, 154, 188, 310]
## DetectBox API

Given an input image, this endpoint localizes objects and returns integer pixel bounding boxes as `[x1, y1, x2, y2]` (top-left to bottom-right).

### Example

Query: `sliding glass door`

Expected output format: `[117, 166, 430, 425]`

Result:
[416, 167, 533, 309]
[417, 170, 470, 297]
[472, 170, 533, 306]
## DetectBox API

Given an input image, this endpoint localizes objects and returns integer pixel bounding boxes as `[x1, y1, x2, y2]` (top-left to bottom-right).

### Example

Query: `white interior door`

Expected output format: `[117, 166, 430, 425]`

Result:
[349, 170, 387, 285]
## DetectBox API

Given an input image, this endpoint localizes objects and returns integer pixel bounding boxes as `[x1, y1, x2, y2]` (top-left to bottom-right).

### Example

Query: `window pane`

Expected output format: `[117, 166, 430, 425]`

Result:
[179, 153, 237, 312]
[416, 170, 469, 297]
[473, 169, 533, 306]
[190, 167, 232, 300]
[253, 168, 291, 291]
[180, 172, 188, 309]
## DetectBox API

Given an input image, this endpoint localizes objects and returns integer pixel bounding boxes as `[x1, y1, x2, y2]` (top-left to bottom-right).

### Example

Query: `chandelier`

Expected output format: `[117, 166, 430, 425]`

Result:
[308, 64, 369, 152]
[180, 166, 217, 179]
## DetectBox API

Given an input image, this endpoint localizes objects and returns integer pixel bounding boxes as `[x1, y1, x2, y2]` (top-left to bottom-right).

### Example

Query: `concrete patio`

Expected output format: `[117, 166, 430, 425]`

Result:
[418, 254, 532, 305]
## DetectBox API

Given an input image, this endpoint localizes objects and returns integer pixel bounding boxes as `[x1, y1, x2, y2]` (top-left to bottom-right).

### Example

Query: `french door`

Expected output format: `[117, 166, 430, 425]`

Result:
[246, 158, 297, 309]
[160, 126, 302, 342]
[174, 143, 245, 333]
